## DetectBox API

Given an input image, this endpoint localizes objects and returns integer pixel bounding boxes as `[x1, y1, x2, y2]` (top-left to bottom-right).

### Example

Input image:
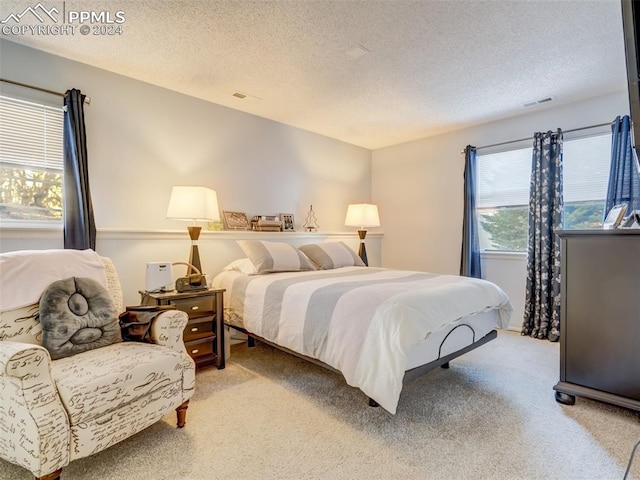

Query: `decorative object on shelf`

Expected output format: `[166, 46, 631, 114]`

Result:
[166, 186, 220, 275]
[620, 209, 640, 228]
[251, 215, 283, 232]
[303, 205, 319, 232]
[206, 221, 224, 231]
[603, 203, 628, 229]
[344, 203, 380, 266]
[222, 210, 250, 230]
[280, 213, 295, 231]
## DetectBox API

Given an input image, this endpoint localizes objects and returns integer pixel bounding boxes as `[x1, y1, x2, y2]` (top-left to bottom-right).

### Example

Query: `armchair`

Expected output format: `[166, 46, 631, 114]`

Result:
[0, 249, 196, 480]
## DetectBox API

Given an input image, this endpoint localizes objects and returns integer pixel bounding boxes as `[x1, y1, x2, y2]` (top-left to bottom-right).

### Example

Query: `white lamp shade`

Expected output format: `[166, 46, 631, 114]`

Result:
[166, 186, 220, 222]
[344, 203, 380, 228]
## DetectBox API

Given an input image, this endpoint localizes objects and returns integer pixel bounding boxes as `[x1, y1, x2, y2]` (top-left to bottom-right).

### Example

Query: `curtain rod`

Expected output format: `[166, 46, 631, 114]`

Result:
[0, 77, 91, 105]
[463, 121, 613, 154]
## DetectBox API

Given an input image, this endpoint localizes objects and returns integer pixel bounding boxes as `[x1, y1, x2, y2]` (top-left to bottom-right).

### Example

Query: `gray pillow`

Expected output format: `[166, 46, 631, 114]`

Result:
[238, 240, 316, 273]
[298, 242, 365, 269]
[39, 277, 122, 359]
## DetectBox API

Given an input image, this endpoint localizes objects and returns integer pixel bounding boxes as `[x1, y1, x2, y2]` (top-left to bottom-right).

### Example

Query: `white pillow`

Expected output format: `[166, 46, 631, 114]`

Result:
[223, 258, 258, 275]
[237, 240, 316, 274]
[298, 241, 365, 269]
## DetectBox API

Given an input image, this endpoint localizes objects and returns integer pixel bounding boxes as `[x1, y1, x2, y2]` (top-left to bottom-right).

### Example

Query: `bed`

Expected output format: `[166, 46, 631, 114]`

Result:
[213, 240, 513, 414]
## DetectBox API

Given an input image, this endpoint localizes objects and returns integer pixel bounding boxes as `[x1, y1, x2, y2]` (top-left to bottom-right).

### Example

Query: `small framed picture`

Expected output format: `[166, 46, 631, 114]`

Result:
[603, 204, 628, 229]
[222, 211, 250, 230]
[280, 213, 295, 231]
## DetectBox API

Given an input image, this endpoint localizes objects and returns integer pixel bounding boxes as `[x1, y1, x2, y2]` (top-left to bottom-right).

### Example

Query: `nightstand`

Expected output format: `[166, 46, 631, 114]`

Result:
[139, 288, 225, 369]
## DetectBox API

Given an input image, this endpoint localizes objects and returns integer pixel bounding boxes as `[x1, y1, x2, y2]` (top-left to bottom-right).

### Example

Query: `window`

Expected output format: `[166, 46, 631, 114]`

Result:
[0, 95, 64, 224]
[477, 132, 611, 252]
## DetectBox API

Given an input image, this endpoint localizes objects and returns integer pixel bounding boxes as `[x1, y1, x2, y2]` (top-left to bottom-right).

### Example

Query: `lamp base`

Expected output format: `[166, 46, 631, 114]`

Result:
[187, 226, 203, 275]
[357, 229, 368, 266]
[188, 244, 202, 275]
[187, 226, 202, 241]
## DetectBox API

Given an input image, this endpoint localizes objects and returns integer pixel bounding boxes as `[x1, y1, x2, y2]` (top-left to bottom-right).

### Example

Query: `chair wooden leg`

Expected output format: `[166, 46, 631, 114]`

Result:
[176, 400, 189, 428]
[36, 468, 62, 480]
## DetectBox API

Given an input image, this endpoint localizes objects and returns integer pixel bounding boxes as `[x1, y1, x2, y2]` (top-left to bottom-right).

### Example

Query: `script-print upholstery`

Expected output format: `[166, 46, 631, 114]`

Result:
[0, 252, 195, 480]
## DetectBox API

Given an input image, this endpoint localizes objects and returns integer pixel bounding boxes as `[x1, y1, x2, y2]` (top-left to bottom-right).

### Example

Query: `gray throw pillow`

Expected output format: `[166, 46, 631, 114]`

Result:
[39, 277, 122, 359]
[238, 240, 316, 274]
[298, 242, 365, 269]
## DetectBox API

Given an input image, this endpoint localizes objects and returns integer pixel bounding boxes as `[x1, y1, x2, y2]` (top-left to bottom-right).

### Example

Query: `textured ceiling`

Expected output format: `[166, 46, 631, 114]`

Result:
[0, 0, 628, 149]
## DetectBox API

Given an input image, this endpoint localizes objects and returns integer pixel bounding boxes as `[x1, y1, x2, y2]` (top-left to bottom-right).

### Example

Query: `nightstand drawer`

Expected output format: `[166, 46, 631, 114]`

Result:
[184, 316, 215, 341]
[185, 337, 214, 359]
[171, 296, 214, 318]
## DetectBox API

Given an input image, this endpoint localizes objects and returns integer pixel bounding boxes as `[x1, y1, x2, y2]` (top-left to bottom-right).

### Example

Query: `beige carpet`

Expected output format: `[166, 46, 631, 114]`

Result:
[1, 330, 639, 480]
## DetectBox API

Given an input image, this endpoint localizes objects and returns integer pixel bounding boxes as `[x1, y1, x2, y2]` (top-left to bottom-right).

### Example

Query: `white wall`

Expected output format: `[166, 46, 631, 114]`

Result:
[0, 39, 378, 304]
[0, 40, 372, 231]
[372, 91, 629, 329]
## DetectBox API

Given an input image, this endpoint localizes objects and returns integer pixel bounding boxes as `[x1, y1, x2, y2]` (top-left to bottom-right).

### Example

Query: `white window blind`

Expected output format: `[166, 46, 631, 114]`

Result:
[0, 95, 64, 172]
[563, 133, 610, 203]
[476, 131, 612, 251]
[477, 147, 532, 208]
[0, 94, 64, 223]
[477, 133, 611, 209]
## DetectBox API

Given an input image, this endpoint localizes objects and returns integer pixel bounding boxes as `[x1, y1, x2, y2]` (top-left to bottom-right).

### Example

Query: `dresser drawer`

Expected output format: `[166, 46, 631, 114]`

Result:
[183, 316, 215, 341]
[171, 295, 214, 318]
[185, 336, 214, 359]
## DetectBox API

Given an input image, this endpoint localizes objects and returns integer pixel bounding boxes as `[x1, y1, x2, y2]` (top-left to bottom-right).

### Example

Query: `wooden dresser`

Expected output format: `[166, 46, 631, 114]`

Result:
[554, 229, 640, 411]
[140, 288, 225, 370]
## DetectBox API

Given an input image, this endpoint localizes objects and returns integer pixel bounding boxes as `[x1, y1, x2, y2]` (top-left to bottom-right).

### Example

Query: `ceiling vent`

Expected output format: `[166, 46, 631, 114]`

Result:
[232, 91, 262, 101]
[523, 96, 555, 108]
[345, 44, 370, 59]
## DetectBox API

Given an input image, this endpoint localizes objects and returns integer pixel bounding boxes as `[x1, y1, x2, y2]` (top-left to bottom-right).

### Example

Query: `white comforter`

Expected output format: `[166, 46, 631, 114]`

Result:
[213, 267, 512, 414]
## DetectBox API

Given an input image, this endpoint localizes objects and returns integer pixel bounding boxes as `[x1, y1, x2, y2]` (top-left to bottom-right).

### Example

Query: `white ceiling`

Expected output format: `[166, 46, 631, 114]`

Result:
[0, 0, 628, 149]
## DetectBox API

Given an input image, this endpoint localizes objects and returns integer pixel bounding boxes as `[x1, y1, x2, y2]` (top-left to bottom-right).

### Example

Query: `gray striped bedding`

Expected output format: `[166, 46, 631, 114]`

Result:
[213, 266, 512, 414]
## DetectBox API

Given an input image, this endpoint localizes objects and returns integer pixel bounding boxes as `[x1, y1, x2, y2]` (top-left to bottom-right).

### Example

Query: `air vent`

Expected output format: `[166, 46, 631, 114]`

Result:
[523, 96, 555, 108]
[231, 91, 262, 101]
[345, 44, 370, 59]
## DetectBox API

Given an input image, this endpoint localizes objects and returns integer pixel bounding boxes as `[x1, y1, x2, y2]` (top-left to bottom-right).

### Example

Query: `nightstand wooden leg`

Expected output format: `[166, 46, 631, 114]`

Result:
[176, 400, 189, 428]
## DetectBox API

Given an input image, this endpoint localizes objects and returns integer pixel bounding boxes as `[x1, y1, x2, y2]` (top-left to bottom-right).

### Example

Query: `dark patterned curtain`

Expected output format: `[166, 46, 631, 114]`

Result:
[522, 130, 563, 342]
[460, 145, 482, 278]
[604, 115, 640, 217]
[63, 89, 96, 250]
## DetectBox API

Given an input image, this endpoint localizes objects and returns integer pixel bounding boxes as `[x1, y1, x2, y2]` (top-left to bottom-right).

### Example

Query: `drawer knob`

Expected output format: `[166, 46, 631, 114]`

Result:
[191, 306, 199, 311]
[191, 349, 199, 354]
[191, 327, 199, 332]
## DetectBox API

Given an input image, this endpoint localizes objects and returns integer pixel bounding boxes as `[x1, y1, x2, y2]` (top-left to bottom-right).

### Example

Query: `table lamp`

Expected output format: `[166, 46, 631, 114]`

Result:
[166, 186, 220, 275]
[344, 203, 380, 266]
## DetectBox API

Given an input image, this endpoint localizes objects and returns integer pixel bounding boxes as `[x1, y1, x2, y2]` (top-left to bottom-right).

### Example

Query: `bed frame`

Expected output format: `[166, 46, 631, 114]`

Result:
[227, 322, 498, 407]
